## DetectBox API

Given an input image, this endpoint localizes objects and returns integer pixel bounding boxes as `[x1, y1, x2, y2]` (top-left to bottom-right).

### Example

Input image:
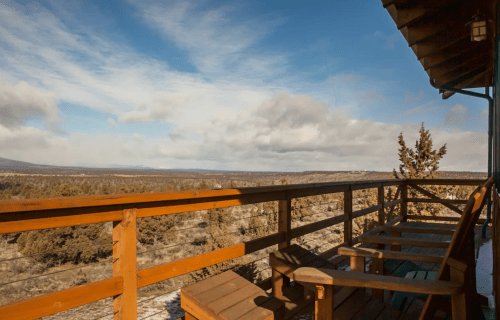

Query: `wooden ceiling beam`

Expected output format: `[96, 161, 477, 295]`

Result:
[386, 0, 459, 29]
[419, 45, 483, 70]
[442, 68, 492, 99]
[410, 34, 469, 59]
[434, 65, 486, 87]
[381, 0, 412, 9]
[386, 4, 428, 29]
[401, 25, 447, 46]
[432, 55, 490, 86]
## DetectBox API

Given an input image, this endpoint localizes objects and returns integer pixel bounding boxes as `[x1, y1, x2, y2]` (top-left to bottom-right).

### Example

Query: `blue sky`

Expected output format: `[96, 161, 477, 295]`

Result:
[0, 0, 489, 171]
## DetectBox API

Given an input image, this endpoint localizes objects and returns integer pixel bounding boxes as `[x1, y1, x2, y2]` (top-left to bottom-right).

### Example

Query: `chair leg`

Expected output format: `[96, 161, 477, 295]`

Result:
[315, 285, 334, 320]
[272, 269, 284, 299]
[371, 244, 384, 301]
[450, 264, 472, 320]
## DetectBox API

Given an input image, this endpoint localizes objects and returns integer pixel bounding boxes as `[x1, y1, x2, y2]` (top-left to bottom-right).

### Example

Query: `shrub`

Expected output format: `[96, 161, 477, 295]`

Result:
[17, 224, 111, 266]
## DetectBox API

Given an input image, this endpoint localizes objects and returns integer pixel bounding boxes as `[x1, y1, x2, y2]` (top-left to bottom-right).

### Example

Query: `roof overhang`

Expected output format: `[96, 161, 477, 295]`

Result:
[382, 0, 496, 99]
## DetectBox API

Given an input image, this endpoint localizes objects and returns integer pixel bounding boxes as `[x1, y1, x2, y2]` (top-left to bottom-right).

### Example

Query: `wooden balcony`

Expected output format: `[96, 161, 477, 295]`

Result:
[0, 178, 496, 320]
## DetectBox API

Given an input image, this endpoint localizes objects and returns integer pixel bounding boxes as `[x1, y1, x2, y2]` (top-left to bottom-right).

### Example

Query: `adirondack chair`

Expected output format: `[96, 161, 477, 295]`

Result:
[292, 177, 494, 320]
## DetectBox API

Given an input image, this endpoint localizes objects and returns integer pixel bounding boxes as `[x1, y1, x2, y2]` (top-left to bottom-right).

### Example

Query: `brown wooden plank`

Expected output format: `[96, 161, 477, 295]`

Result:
[180, 293, 221, 320]
[375, 305, 401, 320]
[405, 179, 484, 186]
[0, 210, 124, 234]
[358, 235, 450, 248]
[352, 297, 386, 320]
[0, 277, 123, 320]
[292, 267, 463, 295]
[379, 226, 455, 235]
[211, 286, 267, 317]
[290, 214, 346, 239]
[333, 288, 371, 320]
[385, 199, 403, 208]
[351, 182, 383, 191]
[411, 34, 469, 60]
[338, 247, 443, 264]
[138, 232, 284, 288]
[353, 204, 383, 219]
[344, 188, 353, 246]
[278, 197, 292, 249]
[197, 276, 252, 306]
[237, 297, 285, 320]
[406, 216, 489, 225]
[406, 198, 467, 205]
[183, 271, 240, 296]
[400, 25, 447, 46]
[218, 291, 272, 320]
[113, 208, 137, 319]
[407, 185, 462, 214]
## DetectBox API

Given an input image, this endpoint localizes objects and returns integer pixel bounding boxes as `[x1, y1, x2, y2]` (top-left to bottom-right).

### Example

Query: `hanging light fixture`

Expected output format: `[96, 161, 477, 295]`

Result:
[466, 11, 489, 42]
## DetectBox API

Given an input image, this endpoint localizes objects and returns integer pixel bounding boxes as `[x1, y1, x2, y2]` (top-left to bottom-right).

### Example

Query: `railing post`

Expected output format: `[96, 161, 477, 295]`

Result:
[378, 185, 385, 226]
[344, 186, 353, 246]
[275, 195, 292, 292]
[278, 195, 291, 250]
[113, 208, 137, 320]
[401, 182, 408, 222]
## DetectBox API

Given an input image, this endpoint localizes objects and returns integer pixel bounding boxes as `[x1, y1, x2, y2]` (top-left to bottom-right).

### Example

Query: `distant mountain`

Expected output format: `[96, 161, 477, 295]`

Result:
[0, 157, 156, 171]
[0, 157, 56, 169]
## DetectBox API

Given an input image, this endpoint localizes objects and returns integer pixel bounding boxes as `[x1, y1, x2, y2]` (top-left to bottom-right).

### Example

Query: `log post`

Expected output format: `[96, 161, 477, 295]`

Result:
[278, 196, 292, 250]
[378, 186, 385, 226]
[401, 183, 408, 222]
[344, 187, 353, 246]
[275, 195, 292, 291]
[113, 208, 137, 320]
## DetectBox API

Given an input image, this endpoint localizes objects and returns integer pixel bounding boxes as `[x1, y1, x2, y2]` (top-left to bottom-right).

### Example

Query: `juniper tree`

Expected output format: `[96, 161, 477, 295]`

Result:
[393, 123, 447, 179]
[393, 123, 448, 216]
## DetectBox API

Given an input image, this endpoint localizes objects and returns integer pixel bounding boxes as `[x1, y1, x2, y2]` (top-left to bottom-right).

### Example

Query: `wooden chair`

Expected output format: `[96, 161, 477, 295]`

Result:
[292, 177, 494, 320]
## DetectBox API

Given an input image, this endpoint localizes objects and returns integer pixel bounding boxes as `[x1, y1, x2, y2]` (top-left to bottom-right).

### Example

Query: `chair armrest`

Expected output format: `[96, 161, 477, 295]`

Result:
[338, 247, 443, 264]
[293, 267, 463, 296]
[358, 235, 450, 248]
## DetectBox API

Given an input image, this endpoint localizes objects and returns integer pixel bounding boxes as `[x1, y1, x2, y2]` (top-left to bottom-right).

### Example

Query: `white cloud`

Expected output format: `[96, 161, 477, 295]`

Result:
[403, 90, 425, 104]
[126, 0, 288, 78]
[444, 104, 467, 127]
[0, 93, 488, 171]
[0, 80, 61, 128]
[107, 117, 117, 127]
[404, 102, 436, 115]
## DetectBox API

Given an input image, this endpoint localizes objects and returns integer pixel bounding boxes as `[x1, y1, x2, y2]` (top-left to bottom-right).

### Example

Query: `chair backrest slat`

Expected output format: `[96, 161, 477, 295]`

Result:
[438, 177, 494, 278]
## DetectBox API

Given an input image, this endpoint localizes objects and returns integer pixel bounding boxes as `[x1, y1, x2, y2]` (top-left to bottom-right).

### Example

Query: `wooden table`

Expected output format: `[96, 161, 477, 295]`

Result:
[181, 270, 285, 320]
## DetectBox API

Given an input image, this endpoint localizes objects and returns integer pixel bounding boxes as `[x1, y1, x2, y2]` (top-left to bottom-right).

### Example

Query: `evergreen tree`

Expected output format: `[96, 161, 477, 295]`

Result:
[393, 123, 447, 179]
[393, 123, 448, 216]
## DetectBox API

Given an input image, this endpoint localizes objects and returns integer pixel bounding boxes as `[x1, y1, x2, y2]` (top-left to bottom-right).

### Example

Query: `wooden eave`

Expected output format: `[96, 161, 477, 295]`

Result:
[382, 0, 495, 99]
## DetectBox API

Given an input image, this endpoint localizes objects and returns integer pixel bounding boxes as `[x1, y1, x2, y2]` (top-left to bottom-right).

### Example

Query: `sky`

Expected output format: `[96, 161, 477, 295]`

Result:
[0, 0, 490, 172]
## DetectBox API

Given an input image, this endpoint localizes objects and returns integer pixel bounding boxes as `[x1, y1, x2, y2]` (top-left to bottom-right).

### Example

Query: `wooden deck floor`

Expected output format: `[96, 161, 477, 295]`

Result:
[277, 221, 492, 320]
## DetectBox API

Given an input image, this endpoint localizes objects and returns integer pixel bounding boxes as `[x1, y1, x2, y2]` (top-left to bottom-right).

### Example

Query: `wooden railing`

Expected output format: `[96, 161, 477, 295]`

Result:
[0, 178, 486, 320]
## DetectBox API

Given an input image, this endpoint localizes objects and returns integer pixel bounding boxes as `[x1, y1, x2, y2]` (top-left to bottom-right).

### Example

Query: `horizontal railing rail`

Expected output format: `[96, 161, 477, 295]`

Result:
[0, 178, 486, 320]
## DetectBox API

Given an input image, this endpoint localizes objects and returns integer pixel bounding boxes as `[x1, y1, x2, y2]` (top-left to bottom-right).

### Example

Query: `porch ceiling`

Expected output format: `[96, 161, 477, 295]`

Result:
[381, 0, 495, 99]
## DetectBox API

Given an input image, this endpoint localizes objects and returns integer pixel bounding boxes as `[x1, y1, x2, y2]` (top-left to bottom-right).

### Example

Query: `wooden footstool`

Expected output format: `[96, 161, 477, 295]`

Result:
[181, 270, 285, 320]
